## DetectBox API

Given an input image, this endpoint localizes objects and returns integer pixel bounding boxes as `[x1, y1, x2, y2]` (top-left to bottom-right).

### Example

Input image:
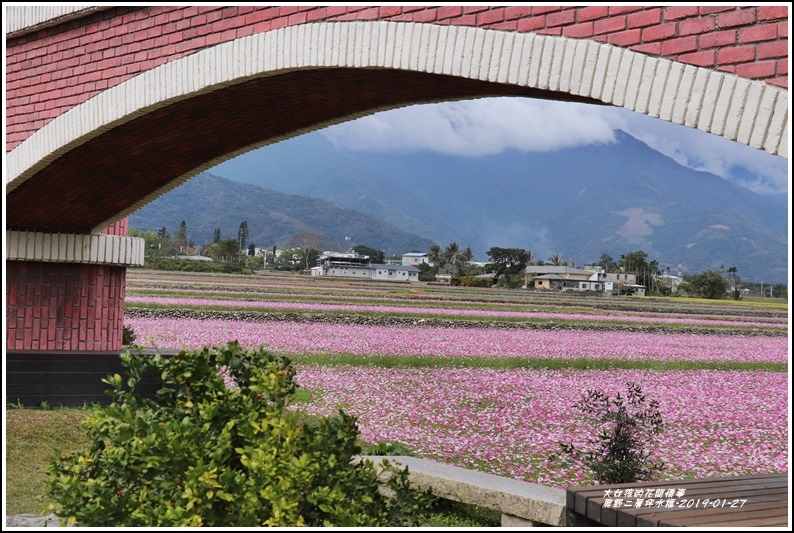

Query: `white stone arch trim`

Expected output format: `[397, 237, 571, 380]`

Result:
[7, 21, 788, 217]
[5, 230, 144, 267]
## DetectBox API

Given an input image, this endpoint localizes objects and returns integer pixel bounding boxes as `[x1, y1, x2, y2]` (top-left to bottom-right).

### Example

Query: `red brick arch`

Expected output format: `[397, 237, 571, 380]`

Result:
[4, 5, 790, 352]
[6, 5, 788, 151]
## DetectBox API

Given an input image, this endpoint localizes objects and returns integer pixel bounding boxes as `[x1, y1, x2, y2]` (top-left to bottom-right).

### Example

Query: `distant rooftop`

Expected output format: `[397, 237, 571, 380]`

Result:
[524, 265, 593, 275]
[372, 264, 420, 272]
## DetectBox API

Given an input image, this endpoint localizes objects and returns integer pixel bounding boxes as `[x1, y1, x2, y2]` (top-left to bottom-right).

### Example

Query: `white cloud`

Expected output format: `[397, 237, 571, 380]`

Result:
[322, 97, 789, 197]
[322, 98, 616, 156]
[601, 106, 790, 197]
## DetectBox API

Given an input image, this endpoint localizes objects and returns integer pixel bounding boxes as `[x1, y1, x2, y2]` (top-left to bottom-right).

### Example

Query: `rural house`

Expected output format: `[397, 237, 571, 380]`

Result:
[581, 265, 645, 296]
[312, 252, 420, 282]
[524, 265, 599, 291]
[402, 252, 429, 267]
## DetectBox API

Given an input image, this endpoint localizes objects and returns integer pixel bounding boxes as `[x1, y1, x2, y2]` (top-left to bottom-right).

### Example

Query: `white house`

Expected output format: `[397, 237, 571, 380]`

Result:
[371, 264, 420, 281]
[312, 252, 419, 282]
[525, 264, 646, 295]
[402, 252, 429, 267]
[524, 265, 603, 291]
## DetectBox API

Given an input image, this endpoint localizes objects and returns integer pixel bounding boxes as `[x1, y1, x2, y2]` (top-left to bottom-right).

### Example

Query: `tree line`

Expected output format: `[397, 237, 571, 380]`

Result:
[129, 222, 783, 299]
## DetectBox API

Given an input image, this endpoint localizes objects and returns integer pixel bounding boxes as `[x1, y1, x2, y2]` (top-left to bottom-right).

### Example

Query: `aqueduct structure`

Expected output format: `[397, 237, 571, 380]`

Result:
[5, 5, 789, 357]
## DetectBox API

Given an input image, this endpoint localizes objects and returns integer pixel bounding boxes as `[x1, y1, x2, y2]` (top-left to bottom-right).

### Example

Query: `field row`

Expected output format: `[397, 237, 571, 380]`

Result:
[293, 366, 787, 487]
[125, 317, 788, 364]
[127, 270, 788, 320]
[123, 269, 788, 487]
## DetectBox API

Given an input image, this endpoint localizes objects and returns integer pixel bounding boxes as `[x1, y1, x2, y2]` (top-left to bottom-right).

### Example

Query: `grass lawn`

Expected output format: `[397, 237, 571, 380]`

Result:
[5, 408, 93, 516]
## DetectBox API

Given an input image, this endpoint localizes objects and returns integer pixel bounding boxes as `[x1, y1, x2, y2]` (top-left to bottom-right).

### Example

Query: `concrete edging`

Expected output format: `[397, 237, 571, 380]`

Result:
[362, 455, 566, 526]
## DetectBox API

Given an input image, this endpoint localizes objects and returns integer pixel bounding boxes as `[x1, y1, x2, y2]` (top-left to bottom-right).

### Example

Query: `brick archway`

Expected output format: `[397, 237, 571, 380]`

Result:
[7, 21, 788, 236]
[5, 7, 789, 355]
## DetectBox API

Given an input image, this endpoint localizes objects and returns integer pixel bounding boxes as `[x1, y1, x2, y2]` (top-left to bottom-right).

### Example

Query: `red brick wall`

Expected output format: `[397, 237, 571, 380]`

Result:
[6, 5, 788, 152]
[6, 261, 127, 351]
[101, 218, 128, 236]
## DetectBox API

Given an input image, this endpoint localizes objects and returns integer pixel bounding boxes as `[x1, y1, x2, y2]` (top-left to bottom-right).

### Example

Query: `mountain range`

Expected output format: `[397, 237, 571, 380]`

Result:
[128, 173, 435, 255]
[129, 129, 788, 283]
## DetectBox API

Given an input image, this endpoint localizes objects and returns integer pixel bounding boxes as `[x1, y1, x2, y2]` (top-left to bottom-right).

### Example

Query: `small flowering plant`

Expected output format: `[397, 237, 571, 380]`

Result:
[553, 381, 666, 485]
[47, 342, 432, 527]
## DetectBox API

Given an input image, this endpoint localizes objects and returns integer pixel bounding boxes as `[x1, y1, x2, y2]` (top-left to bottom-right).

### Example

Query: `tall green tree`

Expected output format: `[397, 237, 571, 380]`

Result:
[618, 250, 648, 273]
[618, 250, 661, 294]
[427, 242, 474, 280]
[441, 242, 474, 278]
[353, 245, 385, 264]
[726, 266, 739, 299]
[428, 244, 442, 266]
[206, 239, 240, 263]
[597, 253, 617, 272]
[292, 232, 324, 272]
[486, 247, 531, 284]
[442, 241, 460, 272]
[174, 220, 192, 250]
[213, 228, 221, 243]
[691, 269, 730, 299]
[238, 221, 249, 252]
[177, 220, 187, 240]
[459, 247, 474, 271]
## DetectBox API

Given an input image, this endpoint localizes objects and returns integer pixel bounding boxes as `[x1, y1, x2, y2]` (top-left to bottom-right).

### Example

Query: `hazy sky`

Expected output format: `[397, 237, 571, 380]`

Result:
[321, 97, 790, 199]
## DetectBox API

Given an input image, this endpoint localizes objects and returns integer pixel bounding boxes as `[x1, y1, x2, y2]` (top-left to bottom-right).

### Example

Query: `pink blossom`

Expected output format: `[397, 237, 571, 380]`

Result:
[126, 318, 788, 363]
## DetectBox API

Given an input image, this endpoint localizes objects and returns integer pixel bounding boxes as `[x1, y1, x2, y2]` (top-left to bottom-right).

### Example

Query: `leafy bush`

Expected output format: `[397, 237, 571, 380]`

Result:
[364, 440, 419, 457]
[122, 326, 136, 346]
[459, 276, 493, 288]
[552, 381, 665, 484]
[47, 342, 433, 527]
[497, 273, 524, 289]
[690, 270, 729, 299]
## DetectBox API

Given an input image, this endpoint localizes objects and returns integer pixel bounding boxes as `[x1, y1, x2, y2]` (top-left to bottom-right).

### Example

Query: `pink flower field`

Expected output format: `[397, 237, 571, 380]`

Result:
[125, 317, 788, 363]
[126, 295, 787, 330]
[124, 271, 789, 489]
[292, 366, 788, 487]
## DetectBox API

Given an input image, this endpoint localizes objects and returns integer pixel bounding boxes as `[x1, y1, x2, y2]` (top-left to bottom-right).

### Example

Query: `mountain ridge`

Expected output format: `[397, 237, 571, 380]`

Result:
[128, 172, 435, 255]
[207, 129, 787, 282]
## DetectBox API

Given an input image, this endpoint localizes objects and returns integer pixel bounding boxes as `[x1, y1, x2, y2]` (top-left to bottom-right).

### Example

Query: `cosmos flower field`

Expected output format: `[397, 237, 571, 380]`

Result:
[125, 269, 789, 488]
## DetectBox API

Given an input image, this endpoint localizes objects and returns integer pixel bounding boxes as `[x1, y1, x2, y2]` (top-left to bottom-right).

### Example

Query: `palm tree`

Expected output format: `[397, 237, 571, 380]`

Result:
[443, 242, 461, 275]
[428, 244, 441, 267]
[458, 247, 474, 276]
[548, 253, 566, 266]
[727, 266, 738, 298]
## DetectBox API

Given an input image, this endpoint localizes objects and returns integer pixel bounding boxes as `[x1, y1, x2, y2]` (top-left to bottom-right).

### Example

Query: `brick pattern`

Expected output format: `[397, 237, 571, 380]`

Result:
[6, 261, 126, 351]
[7, 68, 557, 233]
[6, 5, 788, 152]
[101, 218, 128, 236]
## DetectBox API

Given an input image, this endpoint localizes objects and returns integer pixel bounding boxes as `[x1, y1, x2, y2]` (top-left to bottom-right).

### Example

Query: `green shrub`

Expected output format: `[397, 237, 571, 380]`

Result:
[47, 342, 433, 527]
[364, 440, 419, 457]
[122, 326, 136, 346]
[497, 273, 524, 289]
[459, 276, 493, 288]
[551, 381, 665, 484]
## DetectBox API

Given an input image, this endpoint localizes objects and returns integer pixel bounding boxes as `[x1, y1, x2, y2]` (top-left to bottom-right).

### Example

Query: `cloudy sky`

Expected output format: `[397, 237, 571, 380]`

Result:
[321, 97, 790, 200]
